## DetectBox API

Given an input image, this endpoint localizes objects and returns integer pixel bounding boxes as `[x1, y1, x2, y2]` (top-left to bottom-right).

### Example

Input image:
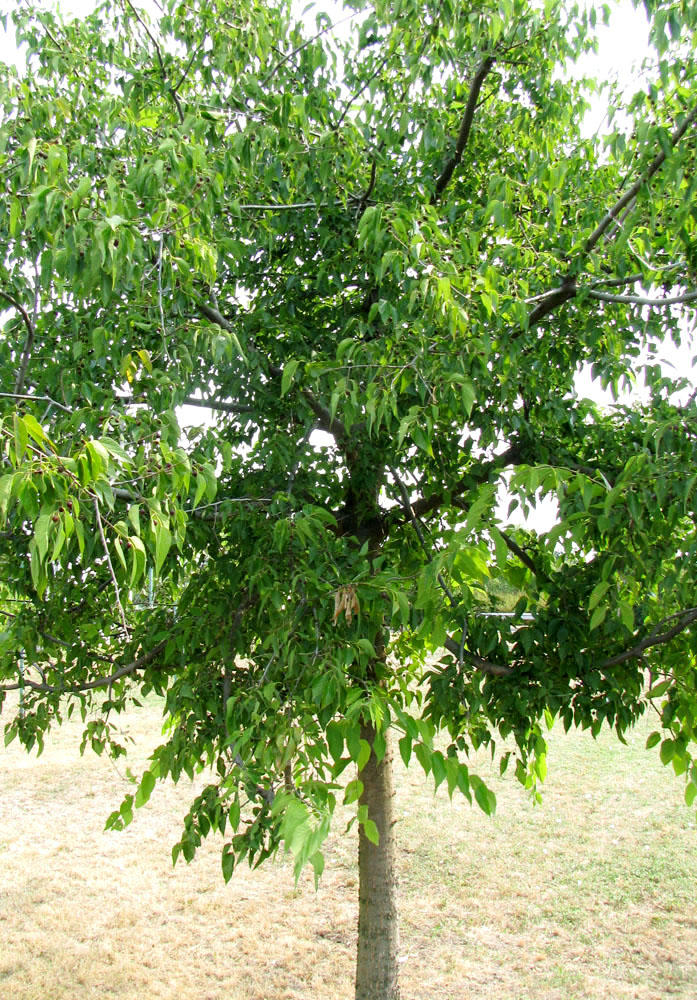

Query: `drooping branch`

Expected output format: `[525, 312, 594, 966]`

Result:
[432, 55, 496, 201]
[0, 638, 169, 694]
[0, 290, 37, 396]
[601, 607, 697, 670]
[94, 498, 130, 640]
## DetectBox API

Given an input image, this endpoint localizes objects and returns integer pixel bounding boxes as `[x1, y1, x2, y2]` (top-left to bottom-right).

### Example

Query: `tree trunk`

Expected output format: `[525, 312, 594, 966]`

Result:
[355, 720, 400, 1000]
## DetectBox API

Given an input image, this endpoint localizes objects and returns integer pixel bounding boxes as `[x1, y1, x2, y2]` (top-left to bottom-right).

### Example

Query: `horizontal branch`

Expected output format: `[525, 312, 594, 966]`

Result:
[1, 638, 169, 694]
[443, 635, 512, 676]
[601, 607, 697, 670]
[588, 287, 697, 307]
[182, 395, 256, 414]
[0, 391, 71, 413]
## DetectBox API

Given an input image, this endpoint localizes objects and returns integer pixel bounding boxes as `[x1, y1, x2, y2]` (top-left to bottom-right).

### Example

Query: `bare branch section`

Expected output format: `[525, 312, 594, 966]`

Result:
[588, 288, 697, 307]
[0, 392, 71, 413]
[432, 55, 496, 201]
[601, 607, 697, 670]
[1, 638, 169, 694]
[443, 636, 512, 676]
[396, 444, 521, 524]
[584, 104, 697, 256]
[0, 290, 37, 396]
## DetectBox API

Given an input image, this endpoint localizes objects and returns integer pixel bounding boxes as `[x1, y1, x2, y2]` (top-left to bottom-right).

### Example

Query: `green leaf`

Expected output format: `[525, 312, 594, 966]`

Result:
[356, 738, 371, 772]
[589, 605, 607, 631]
[281, 360, 300, 396]
[13, 413, 28, 462]
[34, 513, 52, 561]
[362, 818, 380, 845]
[659, 739, 675, 766]
[344, 779, 363, 805]
[155, 522, 172, 574]
[588, 580, 610, 611]
[326, 722, 344, 763]
[135, 770, 156, 808]
[222, 846, 235, 883]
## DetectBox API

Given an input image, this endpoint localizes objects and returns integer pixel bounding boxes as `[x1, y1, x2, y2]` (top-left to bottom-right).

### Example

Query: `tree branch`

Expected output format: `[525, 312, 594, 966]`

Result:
[182, 395, 256, 414]
[0, 290, 37, 396]
[500, 531, 540, 577]
[588, 288, 697, 307]
[443, 635, 512, 676]
[584, 104, 697, 256]
[195, 300, 354, 445]
[260, 10, 356, 88]
[601, 607, 697, 670]
[0, 391, 71, 413]
[0, 638, 169, 694]
[94, 498, 130, 639]
[388, 465, 457, 604]
[432, 55, 496, 201]
[393, 445, 521, 524]
[123, 0, 183, 121]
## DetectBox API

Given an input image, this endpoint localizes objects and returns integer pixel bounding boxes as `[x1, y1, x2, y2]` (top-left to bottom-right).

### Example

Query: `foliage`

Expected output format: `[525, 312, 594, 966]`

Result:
[1, 0, 697, 899]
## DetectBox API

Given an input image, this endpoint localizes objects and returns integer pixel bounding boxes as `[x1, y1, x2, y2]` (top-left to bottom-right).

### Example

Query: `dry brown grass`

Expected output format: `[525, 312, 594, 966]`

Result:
[1, 693, 696, 1000]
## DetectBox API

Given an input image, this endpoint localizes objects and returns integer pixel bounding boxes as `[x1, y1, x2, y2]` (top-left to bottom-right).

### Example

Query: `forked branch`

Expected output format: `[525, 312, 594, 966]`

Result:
[601, 607, 697, 670]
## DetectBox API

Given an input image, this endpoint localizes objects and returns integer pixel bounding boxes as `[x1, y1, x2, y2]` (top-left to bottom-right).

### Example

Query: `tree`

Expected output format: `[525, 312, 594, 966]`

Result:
[1, 0, 697, 996]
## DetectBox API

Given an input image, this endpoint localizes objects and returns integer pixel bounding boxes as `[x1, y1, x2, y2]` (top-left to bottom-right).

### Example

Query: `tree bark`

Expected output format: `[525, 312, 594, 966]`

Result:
[355, 720, 400, 1000]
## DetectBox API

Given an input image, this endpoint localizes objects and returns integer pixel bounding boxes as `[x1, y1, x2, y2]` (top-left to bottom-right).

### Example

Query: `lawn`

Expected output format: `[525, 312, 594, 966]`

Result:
[1, 693, 696, 1000]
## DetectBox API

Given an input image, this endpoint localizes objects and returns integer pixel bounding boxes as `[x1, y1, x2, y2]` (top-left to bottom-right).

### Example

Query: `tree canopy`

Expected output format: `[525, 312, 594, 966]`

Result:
[1, 0, 697, 996]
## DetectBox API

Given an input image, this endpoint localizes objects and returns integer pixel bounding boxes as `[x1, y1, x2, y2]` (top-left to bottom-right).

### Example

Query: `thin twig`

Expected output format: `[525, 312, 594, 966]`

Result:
[261, 10, 356, 88]
[0, 392, 71, 413]
[94, 498, 130, 640]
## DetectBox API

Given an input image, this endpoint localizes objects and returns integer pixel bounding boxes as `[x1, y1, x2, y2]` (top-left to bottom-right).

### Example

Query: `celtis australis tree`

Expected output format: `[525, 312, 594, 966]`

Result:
[1, 1, 697, 997]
